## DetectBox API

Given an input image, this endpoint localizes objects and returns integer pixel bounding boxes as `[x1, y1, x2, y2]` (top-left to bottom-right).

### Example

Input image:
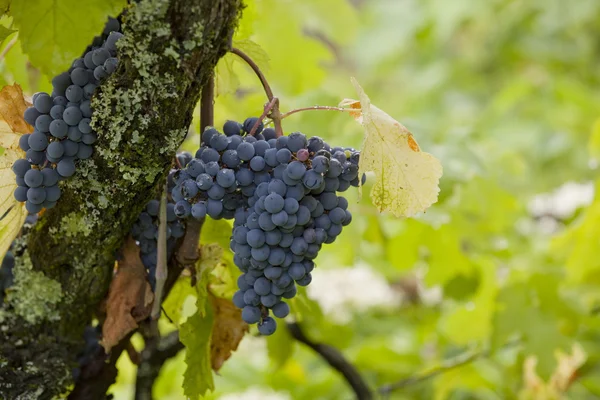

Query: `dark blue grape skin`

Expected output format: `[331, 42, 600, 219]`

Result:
[258, 317, 277, 335]
[243, 117, 264, 135]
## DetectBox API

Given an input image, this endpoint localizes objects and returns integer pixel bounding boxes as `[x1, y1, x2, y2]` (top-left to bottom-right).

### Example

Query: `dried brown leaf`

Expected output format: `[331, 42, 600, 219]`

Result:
[101, 237, 154, 352]
[209, 294, 248, 371]
[0, 84, 33, 137]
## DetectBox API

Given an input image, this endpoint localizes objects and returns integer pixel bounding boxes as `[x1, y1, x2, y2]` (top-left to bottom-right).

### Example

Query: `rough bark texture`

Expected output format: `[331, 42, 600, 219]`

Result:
[0, 0, 242, 398]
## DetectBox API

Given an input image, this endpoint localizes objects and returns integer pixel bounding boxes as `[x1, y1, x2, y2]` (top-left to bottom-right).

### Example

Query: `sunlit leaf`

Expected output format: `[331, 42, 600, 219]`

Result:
[341, 78, 443, 217]
[181, 292, 215, 399]
[0, 84, 30, 262]
[10, 0, 126, 76]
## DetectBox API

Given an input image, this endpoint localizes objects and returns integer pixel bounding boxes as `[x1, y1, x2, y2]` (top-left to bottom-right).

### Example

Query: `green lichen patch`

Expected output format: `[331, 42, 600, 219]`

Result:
[8, 250, 62, 324]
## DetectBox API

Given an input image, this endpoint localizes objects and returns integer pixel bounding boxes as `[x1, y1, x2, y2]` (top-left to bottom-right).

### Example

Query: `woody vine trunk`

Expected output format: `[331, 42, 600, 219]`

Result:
[0, 0, 243, 398]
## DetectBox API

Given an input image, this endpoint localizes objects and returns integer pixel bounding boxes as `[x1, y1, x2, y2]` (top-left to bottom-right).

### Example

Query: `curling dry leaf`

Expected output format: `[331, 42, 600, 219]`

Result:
[209, 294, 248, 371]
[0, 84, 30, 261]
[340, 78, 443, 217]
[101, 237, 154, 352]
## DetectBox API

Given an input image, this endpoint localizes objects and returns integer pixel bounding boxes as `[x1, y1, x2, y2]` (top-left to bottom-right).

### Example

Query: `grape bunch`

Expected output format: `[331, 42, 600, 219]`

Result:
[12, 18, 123, 214]
[169, 117, 362, 334]
[131, 197, 187, 289]
[72, 325, 104, 382]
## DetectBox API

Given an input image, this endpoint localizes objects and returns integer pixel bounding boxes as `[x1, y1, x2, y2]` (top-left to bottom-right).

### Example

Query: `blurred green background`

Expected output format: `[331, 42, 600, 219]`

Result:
[6, 0, 600, 399]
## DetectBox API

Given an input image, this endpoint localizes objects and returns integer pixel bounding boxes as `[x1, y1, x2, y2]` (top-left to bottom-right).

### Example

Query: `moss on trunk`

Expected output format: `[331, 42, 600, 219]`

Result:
[0, 0, 243, 398]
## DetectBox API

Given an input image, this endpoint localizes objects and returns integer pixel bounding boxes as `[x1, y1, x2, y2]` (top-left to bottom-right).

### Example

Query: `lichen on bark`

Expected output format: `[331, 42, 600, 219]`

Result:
[0, 0, 243, 398]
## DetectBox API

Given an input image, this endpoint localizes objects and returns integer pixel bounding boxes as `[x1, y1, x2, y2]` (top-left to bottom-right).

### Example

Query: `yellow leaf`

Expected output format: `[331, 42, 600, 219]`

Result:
[340, 78, 443, 217]
[0, 84, 30, 261]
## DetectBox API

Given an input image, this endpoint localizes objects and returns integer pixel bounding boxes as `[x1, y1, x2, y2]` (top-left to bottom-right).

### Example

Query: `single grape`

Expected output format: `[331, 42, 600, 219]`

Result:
[92, 48, 111, 67]
[276, 148, 292, 164]
[247, 229, 266, 248]
[83, 83, 97, 99]
[24, 169, 43, 187]
[196, 173, 213, 190]
[82, 133, 97, 145]
[261, 294, 279, 308]
[243, 117, 264, 134]
[204, 161, 220, 176]
[35, 115, 52, 133]
[70, 68, 89, 86]
[307, 136, 324, 153]
[78, 118, 92, 134]
[263, 127, 276, 141]
[27, 187, 46, 204]
[222, 150, 240, 168]
[216, 169, 236, 188]
[289, 263, 306, 280]
[237, 142, 255, 161]
[26, 200, 43, 214]
[33, 93, 53, 114]
[296, 148, 310, 161]
[68, 126, 83, 142]
[258, 317, 277, 335]
[251, 245, 270, 262]
[57, 159, 76, 177]
[223, 120, 242, 136]
[77, 143, 93, 159]
[63, 140, 79, 157]
[24, 107, 41, 126]
[296, 273, 313, 287]
[233, 291, 246, 308]
[206, 199, 223, 218]
[312, 155, 330, 174]
[65, 85, 84, 103]
[254, 277, 271, 296]
[174, 200, 191, 218]
[303, 170, 323, 190]
[14, 186, 28, 202]
[12, 159, 31, 177]
[272, 302, 290, 318]
[209, 133, 229, 151]
[241, 306, 261, 324]
[63, 106, 83, 126]
[47, 142, 65, 159]
[264, 193, 284, 213]
[49, 119, 68, 138]
[50, 105, 65, 120]
[26, 149, 45, 165]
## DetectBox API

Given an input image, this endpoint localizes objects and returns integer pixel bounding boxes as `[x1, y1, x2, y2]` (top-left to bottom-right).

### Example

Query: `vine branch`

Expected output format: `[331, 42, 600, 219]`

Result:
[230, 47, 283, 137]
[286, 322, 373, 400]
[135, 330, 184, 400]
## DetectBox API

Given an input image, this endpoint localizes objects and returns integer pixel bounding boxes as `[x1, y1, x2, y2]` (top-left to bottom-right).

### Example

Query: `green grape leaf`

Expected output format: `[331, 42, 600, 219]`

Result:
[215, 39, 269, 96]
[162, 276, 195, 327]
[266, 321, 295, 368]
[0, 25, 14, 43]
[200, 218, 239, 299]
[340, 78, 443, 217]
[10, 0, 126, 76]
[0, 1, 9, 16]
[181, 292, 215, 399]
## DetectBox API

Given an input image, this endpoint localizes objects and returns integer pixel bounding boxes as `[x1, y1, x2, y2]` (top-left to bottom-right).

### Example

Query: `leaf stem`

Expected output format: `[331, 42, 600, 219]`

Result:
[230, 47, 283, 137]
[230, 47, 274, 101]
[280, 105, 355, 120]
[249, 97, 278, 136]
[151, 185, 168, 319]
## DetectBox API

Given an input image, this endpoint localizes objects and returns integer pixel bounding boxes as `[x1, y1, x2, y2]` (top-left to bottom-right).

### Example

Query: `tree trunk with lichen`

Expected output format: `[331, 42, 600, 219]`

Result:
[0, 0, 242, 398]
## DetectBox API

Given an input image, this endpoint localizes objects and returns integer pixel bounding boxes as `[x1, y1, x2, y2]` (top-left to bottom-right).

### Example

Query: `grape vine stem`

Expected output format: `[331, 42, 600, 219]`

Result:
[152, 185, 168, 319]
[287, 322, 373, 400]
[279, 106, 356, 119]
[230, 47, 283, 137]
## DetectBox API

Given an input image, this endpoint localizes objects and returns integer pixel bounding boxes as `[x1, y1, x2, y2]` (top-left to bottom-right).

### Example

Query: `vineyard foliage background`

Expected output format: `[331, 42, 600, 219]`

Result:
[3, 0, 600, 399]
